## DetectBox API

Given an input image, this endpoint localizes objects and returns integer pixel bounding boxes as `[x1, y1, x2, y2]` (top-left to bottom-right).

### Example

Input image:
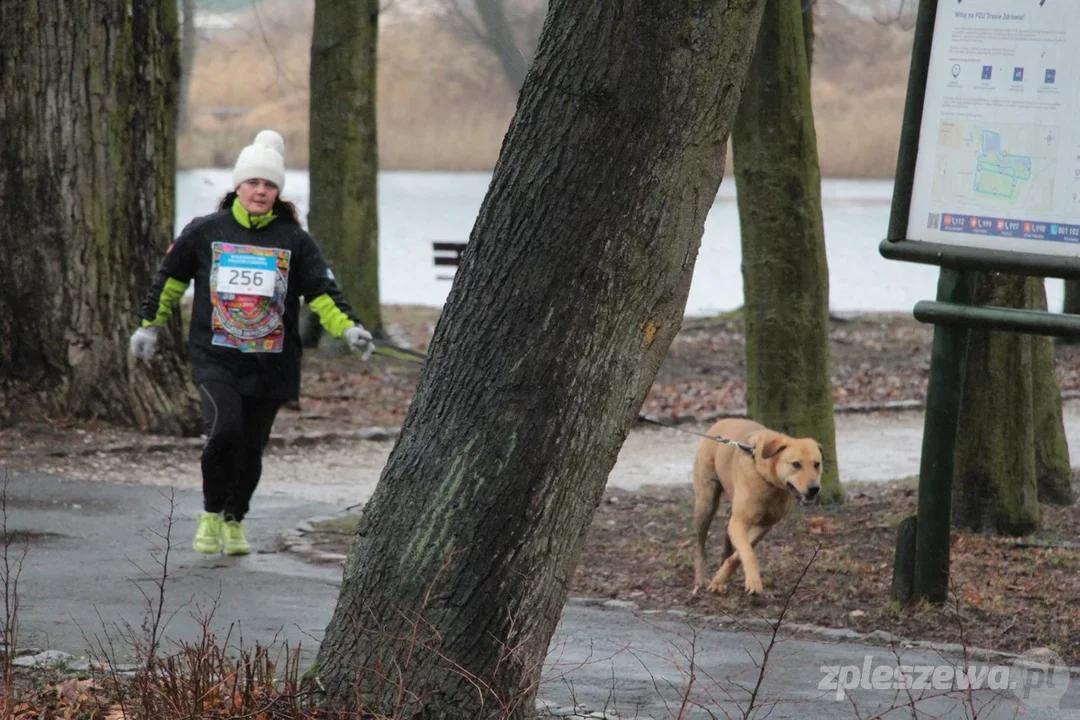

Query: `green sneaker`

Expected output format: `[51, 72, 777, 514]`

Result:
[222, 520, 251, 556]
[193, 512, 222, 554]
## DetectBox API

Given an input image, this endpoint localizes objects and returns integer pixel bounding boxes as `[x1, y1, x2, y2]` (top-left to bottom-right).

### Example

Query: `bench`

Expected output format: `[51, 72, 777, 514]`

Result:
[433, 241, 467, 281]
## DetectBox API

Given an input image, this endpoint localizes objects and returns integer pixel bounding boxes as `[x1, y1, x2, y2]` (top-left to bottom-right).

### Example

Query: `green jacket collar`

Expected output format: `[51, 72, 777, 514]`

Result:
[231, 197, 277, 229]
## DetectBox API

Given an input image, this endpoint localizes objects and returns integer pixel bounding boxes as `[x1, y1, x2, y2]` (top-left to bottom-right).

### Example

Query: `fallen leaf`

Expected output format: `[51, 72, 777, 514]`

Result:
[103, 704, 128, 720]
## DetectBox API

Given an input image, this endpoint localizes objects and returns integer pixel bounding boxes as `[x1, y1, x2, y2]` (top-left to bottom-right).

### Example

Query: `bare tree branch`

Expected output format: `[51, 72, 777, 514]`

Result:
[834, 0, 918, 29]
[248, 0, 303, 90]
[178, 0, 197, 133]
[474, 0, 528, 91]
[435, 0, 491, 47]
[432, 0, 542, 93]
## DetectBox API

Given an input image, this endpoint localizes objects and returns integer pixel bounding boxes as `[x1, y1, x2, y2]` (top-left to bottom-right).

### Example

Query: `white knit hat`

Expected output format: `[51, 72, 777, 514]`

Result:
[232, 129, 286, 191]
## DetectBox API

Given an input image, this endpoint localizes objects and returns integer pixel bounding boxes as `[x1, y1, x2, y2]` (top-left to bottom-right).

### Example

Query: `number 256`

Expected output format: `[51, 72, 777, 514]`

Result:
[228, 269, 263, 286]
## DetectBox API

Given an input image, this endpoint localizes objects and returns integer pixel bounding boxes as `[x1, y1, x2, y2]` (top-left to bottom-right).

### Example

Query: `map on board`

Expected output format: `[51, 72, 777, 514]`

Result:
[930, 121, 1058, 215]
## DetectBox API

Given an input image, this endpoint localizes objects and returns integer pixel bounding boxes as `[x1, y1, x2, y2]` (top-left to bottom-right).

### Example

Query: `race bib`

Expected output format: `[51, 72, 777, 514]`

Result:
[214, 252, 276, 297]
[209, 242, 291, 353]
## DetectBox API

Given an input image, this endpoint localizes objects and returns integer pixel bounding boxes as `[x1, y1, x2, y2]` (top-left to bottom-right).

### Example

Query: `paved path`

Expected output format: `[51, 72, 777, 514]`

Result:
[47, 400, 1080, 512]
[5, 472, 1080, 718]
[611, 400, 1080, 491]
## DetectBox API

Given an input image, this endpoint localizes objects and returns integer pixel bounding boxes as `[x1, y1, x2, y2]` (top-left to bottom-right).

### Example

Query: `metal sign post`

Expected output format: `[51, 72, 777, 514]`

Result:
[881, 0, 1080, 603]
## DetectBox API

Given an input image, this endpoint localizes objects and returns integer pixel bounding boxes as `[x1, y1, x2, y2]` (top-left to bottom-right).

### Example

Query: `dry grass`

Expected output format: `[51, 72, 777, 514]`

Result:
[811, 82, 908, 178]
[0, 479, 537, 719]
[179, 0, 913, 178]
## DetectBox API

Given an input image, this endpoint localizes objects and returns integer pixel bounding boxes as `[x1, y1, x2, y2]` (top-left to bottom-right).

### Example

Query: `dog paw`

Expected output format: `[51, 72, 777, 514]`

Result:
[744, 577, 763, 595]
[707, 579, 728, 594]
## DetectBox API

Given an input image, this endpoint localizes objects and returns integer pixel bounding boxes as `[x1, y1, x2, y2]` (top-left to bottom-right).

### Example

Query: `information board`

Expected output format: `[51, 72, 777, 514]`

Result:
[907, 0, 1080, 256]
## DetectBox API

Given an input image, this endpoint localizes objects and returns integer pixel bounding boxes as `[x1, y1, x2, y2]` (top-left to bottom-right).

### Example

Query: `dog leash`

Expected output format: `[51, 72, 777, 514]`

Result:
[370, 342, 428, 363]
[365, 347, 755, 456]
[636, 415, 756, 456]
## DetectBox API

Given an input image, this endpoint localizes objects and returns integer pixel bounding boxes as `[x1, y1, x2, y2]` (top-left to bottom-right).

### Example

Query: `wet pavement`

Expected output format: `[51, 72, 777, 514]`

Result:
[611, 399, 1080, 491]
[5, 467, 1080, 718]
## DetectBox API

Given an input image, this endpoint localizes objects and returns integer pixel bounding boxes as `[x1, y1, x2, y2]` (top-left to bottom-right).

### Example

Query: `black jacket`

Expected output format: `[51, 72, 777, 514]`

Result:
[139, 209, 359, 400]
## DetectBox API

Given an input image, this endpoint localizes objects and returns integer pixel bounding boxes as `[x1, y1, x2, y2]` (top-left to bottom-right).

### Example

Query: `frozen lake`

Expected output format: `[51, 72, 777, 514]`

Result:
[176, 169, 1067, 316]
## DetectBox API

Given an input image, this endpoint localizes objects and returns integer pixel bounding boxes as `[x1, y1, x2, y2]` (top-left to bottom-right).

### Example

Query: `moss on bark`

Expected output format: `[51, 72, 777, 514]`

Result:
[308, 0, 382, 337]
[0, 0, 199, 434]
[953, 274, 1041, 535]
[733, 0, 841, 501]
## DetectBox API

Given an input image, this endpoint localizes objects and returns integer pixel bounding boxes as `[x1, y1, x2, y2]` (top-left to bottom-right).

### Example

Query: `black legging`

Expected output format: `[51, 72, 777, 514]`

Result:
[197, 382, 283, 522]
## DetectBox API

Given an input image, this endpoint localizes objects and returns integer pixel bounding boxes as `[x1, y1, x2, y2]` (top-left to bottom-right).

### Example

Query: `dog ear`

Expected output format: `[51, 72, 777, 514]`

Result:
[817, 443, 826, 460]
[751, 432, 787, 460]
[762, 437, 788, 460]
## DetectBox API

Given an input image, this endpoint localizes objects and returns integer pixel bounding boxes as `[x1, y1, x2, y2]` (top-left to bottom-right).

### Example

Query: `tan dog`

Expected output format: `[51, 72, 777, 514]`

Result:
[691, 418, 824, 595]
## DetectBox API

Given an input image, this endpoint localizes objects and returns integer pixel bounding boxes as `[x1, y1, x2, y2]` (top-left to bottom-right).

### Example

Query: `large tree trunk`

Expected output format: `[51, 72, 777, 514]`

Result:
[953, 274, 1040, 535]
[0, 0, 200, 435]
[312, 1, 767, 716]
[178, 0, 197, 134]
[732, 0, 841, 500]
[307, 0, 382, 340]
[1029, 280, 1074, 505]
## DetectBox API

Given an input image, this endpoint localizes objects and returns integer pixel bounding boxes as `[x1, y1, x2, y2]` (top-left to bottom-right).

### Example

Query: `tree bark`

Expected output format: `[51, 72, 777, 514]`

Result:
[0, 0, 200, 435]
[178, 0, 197, 134]
[1029, 280, 1074, 505]
[312, 0, 767, 716]
[1064, 280, 1080, 315]
[1062, 279, 1080, 344]
[802, 0, 814, 68]
[297, 306, 323, 348]
[953, 274, 1040, 535]
[890, 515, 917, 604]
[732, 0, 841, 500]
[308, 0, 382, 339]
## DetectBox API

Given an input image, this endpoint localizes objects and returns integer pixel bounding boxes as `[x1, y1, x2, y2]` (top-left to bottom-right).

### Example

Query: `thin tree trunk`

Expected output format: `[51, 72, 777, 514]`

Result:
[308, 0, 382, 339]
[312, 0, 767, 716]
[1061, 278, 1080, 344]
[953, 273, 1040, 535]
[0, 0, 200, 435]
[1064, 280, 1080, 315]
[178, 0, 197, 134]
[298, 306, 323, 348]
[1029, 280, 1074, 505]
[732, 0, 841, 500]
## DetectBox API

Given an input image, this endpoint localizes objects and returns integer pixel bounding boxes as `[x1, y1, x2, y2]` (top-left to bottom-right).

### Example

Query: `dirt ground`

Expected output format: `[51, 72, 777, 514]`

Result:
[288, 307, 1080, 432]
[4, 306, 1080, 667]
[288, 307, 1080, 668]
[6, 306, 1080, 453]
[304, 475, 1080, 668]
[575, 480, 1080, 665]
